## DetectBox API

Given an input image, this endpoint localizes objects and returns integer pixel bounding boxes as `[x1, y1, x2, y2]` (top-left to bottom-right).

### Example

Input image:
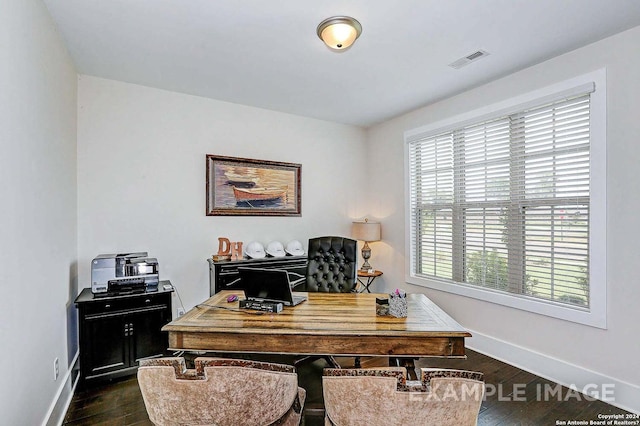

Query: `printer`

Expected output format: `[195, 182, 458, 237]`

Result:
[91, 252, 159, 295]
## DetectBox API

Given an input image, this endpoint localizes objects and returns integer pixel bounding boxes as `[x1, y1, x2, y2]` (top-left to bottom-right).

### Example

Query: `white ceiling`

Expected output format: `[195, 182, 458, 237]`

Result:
[43, 0, 640, 127]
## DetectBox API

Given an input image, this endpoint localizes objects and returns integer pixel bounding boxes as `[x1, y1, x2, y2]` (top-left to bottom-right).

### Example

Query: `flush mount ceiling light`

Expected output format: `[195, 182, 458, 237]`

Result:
[317, 16, 362, 51]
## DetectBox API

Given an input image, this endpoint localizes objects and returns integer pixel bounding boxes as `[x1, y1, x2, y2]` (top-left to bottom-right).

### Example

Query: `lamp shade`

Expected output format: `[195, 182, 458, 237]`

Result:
[352, 220, 381, 242]
[317, 16, 362, 50]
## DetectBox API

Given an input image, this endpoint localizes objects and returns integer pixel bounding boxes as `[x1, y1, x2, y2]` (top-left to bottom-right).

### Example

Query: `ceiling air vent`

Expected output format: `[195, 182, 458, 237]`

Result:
[448, 50, 490, 69]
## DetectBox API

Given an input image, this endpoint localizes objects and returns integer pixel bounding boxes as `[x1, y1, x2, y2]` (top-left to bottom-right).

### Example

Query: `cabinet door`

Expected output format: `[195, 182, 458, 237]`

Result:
[83, 314, 128, 378]
[129, 305, 169, 363]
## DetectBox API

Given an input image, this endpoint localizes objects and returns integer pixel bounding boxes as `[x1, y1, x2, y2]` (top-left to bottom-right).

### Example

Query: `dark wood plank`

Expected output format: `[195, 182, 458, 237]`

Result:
[64, 376, 149, 425]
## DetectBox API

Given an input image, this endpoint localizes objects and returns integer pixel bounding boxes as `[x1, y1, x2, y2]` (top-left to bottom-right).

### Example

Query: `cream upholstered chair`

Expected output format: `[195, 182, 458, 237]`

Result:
[138, 357, 306, 426]
[322, 367, 484, 426]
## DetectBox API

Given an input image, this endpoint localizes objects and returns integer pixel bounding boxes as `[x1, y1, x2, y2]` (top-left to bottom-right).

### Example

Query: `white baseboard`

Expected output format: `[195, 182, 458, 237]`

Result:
[466, 329, 640, 415]
[43, 351, 80, 426]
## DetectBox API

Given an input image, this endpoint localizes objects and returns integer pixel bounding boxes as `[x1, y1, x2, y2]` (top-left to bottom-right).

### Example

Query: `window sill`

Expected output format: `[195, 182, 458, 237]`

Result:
[406, 273, 606, 329]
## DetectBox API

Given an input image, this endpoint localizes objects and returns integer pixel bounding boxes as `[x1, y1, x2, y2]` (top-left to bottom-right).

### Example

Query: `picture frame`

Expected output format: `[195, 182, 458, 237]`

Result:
[206, 155, 301, 216]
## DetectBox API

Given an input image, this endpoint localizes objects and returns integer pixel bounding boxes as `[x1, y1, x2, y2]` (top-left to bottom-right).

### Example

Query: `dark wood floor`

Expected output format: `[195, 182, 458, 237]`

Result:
[64, 350, 631, 425]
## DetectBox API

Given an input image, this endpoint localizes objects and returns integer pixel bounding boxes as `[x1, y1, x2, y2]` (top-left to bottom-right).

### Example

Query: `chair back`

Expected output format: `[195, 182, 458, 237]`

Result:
[305, 236, 357, 292]
[322, 367, 484, 426]
[138, 357, 305, 426]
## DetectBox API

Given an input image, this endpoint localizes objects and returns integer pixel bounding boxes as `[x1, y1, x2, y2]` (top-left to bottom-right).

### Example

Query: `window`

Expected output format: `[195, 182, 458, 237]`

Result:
[405, 71, 606, 328]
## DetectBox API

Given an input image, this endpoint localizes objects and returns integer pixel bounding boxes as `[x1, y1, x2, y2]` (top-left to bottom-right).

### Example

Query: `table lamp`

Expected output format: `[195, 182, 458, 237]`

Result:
[352, 218, 381, 271]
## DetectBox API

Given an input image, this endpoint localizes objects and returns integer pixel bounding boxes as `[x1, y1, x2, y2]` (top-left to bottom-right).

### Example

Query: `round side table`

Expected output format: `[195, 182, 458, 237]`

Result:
[356, 270, 383, 293]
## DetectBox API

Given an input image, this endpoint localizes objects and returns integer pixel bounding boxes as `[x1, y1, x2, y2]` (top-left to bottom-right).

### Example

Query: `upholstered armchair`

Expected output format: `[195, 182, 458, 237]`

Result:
[322, 367, 484, 426]
[138, 357, 306, 426]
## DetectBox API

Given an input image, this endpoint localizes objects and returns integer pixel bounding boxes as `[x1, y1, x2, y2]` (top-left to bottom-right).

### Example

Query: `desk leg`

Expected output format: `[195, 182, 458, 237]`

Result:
[389, 357, 418, 380]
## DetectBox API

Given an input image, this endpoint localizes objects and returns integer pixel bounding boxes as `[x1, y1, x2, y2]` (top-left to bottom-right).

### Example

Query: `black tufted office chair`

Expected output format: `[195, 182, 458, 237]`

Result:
[305, 236, 358, 293]
[295, 236, 358, 369]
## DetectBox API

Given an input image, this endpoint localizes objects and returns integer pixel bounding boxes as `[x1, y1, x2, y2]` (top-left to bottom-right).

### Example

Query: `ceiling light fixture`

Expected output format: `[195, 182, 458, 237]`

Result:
[317, 16, 362, 51]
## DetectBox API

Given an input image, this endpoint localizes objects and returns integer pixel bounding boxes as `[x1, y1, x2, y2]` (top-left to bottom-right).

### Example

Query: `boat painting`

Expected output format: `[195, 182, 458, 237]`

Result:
[206, 155, 301, 216]
[232, 186, 287, 202]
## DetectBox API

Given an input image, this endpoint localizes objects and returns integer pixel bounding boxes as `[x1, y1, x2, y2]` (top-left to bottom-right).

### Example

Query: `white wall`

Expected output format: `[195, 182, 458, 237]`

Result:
[367, 26, 640, 412]
[77, 76, 367, 314]
[0, 0, 78, 424]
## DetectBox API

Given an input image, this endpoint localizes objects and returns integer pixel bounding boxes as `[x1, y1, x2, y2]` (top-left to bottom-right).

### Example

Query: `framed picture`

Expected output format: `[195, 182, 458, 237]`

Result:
[206, 155, 301, 216]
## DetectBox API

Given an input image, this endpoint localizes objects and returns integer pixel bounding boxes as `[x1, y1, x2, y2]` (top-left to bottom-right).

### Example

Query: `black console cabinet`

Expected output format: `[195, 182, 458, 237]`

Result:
[208, 256, 308, 295]
[75, 282, 173, 385]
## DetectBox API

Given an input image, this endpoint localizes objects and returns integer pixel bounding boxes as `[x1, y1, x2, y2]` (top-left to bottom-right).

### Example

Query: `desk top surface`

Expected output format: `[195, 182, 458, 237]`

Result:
[163, 290, 470, 338]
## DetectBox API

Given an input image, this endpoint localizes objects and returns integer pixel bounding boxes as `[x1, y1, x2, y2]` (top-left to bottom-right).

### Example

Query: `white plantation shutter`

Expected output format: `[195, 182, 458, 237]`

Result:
[515, 96, 591, 306]
[408, 91, 592, 308]
[458, 118, 512, 292]
[408, 133, 454, 280]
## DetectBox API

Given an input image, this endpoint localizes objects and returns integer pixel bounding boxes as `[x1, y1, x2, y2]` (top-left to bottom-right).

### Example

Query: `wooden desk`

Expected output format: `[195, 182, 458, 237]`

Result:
[164, 290, 470, 358]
